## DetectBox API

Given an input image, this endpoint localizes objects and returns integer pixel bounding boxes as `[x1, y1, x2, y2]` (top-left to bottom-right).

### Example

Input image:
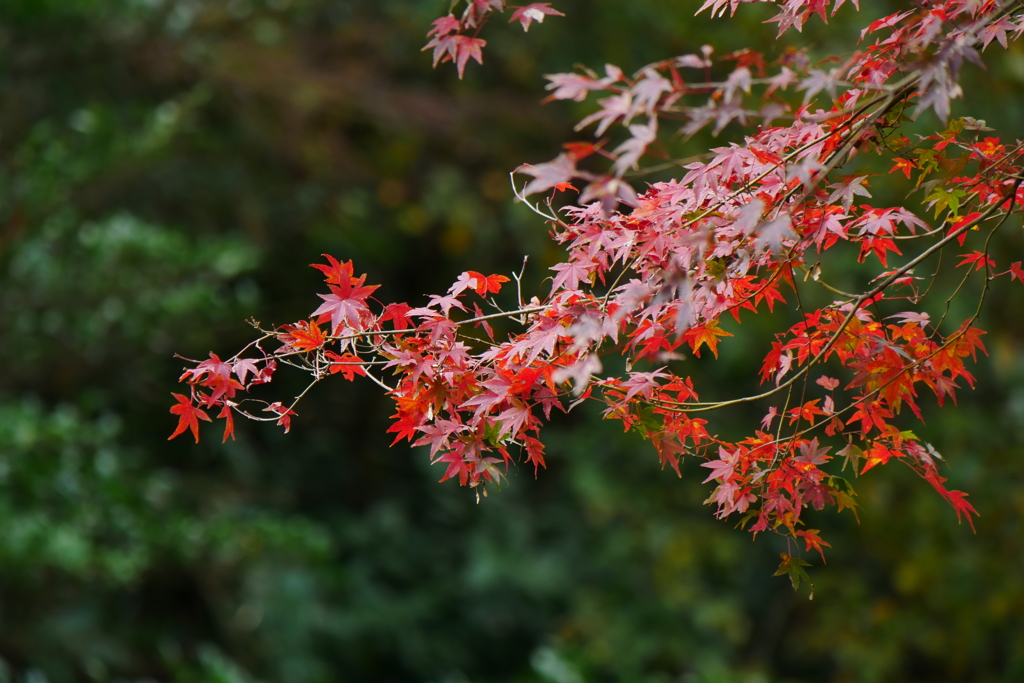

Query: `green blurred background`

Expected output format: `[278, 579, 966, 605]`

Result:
[2, 0, 1024, 681]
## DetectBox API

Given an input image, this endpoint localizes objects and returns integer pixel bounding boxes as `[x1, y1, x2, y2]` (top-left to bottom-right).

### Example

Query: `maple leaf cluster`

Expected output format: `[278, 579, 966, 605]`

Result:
[173, 0, 1024, 580]
[423, 1, 563, 78]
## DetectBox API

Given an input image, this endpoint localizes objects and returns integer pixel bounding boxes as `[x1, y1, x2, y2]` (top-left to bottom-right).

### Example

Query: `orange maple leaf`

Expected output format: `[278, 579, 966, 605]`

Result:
[280, 320, 327, 352]
[890, 157, 914, 179]
[466, 271, 511, 296]
[682, 319, 733, 358]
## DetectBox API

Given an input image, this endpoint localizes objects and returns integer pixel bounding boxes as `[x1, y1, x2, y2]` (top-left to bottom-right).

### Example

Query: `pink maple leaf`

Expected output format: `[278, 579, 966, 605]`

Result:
[452, 35, 486, 79]
[509, 3, 564, 31]
[232, 358, 260, 385]
[495, 402, 533, 439]
[312, 286, 374, 335]
[422, 35, 486, 79]
[577, 92, 636, 136]
[888, 311, 930, 325]
[760, 406, 779, 430]
[427, 14, 460, 38]
[426, 293, 467, 317]
[700, 446, 741, 483]
[550, 258, 595, 292]
[516, 153, 577, 197]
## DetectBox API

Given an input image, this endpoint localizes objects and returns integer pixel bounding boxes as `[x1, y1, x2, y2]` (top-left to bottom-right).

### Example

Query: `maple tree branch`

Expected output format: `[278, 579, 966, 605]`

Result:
[596, 71, 924, 315]
[654, 176, 1023, 413]
[362, 368, 395, 393]
[314, 305, 551, 346]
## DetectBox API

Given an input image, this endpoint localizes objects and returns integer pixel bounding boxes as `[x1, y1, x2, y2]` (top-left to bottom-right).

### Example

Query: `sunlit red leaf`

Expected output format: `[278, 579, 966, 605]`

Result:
[682, 319, 734, 359]
[219, 403, 236, 443]
[265, 402, 297, 433]
[168, 393, 211, 443]
[795, 529, 831, 563]
[956, 250, 996, 271]
[890, 157, 915, 179]
[279, 320, 327, 352]
[325, 352, 368, 381]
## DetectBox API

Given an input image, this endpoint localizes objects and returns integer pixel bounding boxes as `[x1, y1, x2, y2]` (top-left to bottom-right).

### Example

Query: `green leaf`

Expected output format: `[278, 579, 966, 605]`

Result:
[828, 475, 855, 495]
[775, 553, 814, 598]
[838, 443, 864, 474]
[829, 477, 861, 521]
[630, 406, 661, 438]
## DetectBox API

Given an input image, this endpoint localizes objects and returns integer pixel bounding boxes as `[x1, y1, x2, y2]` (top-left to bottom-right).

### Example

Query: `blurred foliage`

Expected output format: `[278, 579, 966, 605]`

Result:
[1, 0, 1024, 682]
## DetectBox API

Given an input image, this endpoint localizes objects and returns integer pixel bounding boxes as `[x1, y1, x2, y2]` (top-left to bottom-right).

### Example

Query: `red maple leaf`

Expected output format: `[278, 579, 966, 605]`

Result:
[860, 441, 901, 474]
[945, 212, 982, 246]
[325, 351, 368, 381]
[311, 254, 354, 285]
[956, 250, 996, 271]
[380, 302, 413, 330]
[387, 386, 428, 445]
[846, 401, 893, 437]
[168, 393, 211, 443]
[219, 403, 236, 443]
[523, 436, 547, 476]
[794, 528, 831, 563]
[923, 468, 978, 532]
[264, 402, 297, 433]
[562, 141, 598, 160]
[952, 323, 987, 362]
[857, 236, 902, 266]
[754, 281, 786, 312]
[786, 399, 828, 425]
